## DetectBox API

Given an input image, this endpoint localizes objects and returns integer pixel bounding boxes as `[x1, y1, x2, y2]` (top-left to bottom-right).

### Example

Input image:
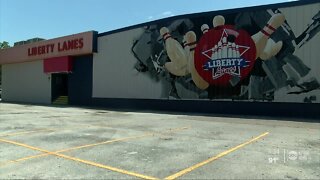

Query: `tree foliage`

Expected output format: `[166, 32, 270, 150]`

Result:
[0, 41, 10, 49]
[0, 41, 10, 86]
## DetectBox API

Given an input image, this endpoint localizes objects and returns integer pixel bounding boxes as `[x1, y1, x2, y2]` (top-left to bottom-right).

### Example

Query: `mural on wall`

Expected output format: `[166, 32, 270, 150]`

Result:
[131, 7, 320, 102]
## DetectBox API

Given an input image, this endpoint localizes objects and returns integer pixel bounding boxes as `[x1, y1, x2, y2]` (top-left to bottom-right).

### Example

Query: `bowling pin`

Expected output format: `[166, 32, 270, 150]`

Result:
[212, 15, 225, 28]
[272, 41, 283, 56]
[182, 36, 187, 48]
[184, 31, 209, 90]
[160, 27, 188, 76]
[235, 45, 240, 57]
[212, 45, 218, 60]
[210, 46, 215, 61]
[201, 24, 209, 34]
[217, 41, 222, 59]
[221, 37, 228, 58]
[260, 39, 283, 60]
[227, 42, 233, 58]
[164, 62, 188, 76]
[182, 35, 190, 58]
[182, 35, 191, 75]
[232, 43, 237, 58]
[251, 13, 285, 60]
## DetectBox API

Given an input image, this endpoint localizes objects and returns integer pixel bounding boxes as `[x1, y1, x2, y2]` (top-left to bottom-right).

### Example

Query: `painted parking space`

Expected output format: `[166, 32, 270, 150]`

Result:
[0, 126, 190, 169]
[0, 130, 266, 179]
[0, 155, 139, 179]
[0, 103, 319, 179]
[59, 131, 267, 179]
[0, 143, 42, 165]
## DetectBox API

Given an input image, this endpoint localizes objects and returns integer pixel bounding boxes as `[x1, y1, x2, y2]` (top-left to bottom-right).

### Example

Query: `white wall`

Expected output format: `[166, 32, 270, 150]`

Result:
[274, 3, 320, 103]
[2, 60, 51, 104]
[92, 28, 164, 99]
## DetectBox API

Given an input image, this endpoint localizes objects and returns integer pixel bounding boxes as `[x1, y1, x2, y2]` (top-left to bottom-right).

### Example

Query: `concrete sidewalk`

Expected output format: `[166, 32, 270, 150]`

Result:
[0, 103, 319, 179]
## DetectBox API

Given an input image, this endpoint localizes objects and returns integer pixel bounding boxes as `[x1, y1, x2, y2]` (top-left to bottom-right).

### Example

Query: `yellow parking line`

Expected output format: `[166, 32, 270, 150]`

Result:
[0, 126, 190, 167]
[165, 132, 269, 180]
[59, 126, 189, 152]
[0, 129, 54, 137]
[0, 134, 150, 167]
[0, 138, 158, 179]
[0, 126, 94, 138]
[0, 121, 137, 138]
[0, 124, 111, 138]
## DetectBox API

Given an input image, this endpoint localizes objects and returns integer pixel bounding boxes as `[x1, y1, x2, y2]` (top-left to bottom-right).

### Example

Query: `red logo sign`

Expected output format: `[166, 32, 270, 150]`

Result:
[27, 38, 84, 57]
[194, 25, 256, 87]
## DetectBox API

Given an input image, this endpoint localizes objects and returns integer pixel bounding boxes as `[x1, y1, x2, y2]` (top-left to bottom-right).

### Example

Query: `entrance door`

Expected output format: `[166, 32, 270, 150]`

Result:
[51, 73, 68, 101]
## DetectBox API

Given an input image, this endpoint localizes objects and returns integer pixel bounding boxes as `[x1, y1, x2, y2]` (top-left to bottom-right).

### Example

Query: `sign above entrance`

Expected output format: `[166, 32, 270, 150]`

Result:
[0, 31, 97, 65]
[43, 56, 73, 74]
[28, 38, 84, 57]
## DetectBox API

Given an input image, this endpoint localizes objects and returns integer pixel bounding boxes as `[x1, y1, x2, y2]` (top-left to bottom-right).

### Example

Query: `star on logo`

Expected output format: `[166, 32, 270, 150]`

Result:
[201, 28, 251, 79]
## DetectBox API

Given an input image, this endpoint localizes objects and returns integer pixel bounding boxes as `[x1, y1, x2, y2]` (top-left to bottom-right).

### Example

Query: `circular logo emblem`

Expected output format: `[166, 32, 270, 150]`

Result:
[288, 151, 298, 161]
[194, 25, 256, 87]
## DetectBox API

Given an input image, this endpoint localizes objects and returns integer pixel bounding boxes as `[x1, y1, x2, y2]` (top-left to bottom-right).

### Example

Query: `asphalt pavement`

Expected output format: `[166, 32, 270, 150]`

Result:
[0, 103, 319, 179]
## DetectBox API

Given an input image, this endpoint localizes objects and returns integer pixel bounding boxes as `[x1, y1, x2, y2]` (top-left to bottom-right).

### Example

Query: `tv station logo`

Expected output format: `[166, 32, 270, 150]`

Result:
[268, 148, 312, 164]
[195, 25, 256, 87]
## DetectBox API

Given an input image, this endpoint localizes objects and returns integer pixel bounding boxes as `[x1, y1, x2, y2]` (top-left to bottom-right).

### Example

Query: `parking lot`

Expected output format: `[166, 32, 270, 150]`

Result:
[0, 103, 319, 179]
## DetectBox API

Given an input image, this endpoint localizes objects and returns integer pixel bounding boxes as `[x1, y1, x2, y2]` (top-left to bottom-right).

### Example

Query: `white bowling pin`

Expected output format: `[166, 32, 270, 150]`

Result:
[251, 13, 285, 59]
[164, 62, 188, 76]
[221, 37, 228, 58]
[160, 27, 188, 76]
[232, 43, 237, 58]
[201, 24, 209, 34]
[217, 41, 222, 59]
[212, 15, 225, 28]
[272, 41, 283, 56]
[184, 31, 209, 90]
[227, 42, 233, 58]
[236, 45, 240, 58]
[182, 35, 187, 48]
[182, 35, 190, 58]
[213, 45, 218, 60]
[260, 39, 283, 60]
[210, 47, 215, 60]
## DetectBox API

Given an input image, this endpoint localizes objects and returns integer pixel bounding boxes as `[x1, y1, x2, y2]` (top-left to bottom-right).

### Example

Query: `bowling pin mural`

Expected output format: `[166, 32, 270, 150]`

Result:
[217, 42, 222, 60]
[227, 42, 233, 58]
[201, 24, 209, 34]
[182, 34, 191, 75]
[221, 37, 228, 58]
[160, 27, 188, 76]
[232, 43, 237, 58]
[182, 35, 190, 60]
[260, 39, 283, 60]
[212, 15, 225, 28]
[204, 15, 226, 63]
[235, 45, 240, 57]
[210, 15, 244, 62]
[184, 31, 209, 90]
[212, 15, 228, 60]
[251, 13, 285, 59]
[130, 5, 319, 103]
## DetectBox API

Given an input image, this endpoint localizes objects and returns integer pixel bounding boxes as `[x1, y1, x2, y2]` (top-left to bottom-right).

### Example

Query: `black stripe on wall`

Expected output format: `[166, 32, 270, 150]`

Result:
[68, 55, 93, 105]
[91, 98, 320, 120]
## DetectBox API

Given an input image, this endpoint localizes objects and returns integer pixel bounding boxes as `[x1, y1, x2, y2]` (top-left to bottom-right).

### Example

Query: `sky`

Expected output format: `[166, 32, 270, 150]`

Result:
[0, 0, 296, 45]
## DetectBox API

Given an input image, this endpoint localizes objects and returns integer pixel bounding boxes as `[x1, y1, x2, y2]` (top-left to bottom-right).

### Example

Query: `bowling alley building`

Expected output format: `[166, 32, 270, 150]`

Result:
[0, 0, 319, 118]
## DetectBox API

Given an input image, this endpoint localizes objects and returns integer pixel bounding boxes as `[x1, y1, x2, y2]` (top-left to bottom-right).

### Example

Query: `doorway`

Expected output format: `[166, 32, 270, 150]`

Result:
[51, 73, 68, 102]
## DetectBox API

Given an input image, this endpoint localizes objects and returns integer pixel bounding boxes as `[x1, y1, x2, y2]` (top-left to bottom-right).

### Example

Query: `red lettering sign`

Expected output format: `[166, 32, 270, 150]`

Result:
[27, 38, 84, 56]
